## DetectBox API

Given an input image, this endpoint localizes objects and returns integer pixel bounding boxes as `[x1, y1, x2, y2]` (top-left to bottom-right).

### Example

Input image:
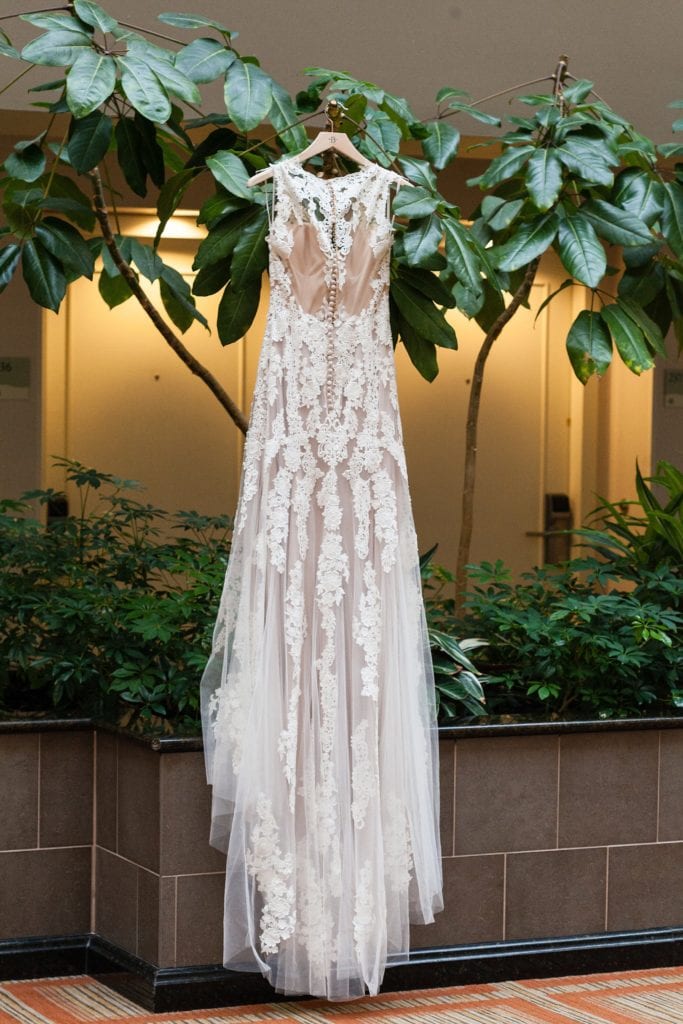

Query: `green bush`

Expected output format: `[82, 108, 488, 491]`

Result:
[458, 559, 681, 720]
[0, 459, 231, 732]
[445, 460, 683, 722]
[1, 458, 680, 732]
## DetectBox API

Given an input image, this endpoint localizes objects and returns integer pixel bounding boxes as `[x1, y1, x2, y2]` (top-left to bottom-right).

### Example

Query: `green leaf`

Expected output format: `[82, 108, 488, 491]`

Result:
[402, 214, 445, 269]
[67, 110, 112, 172]
[525, 147, 563, 211]
[205, 150, 253, 200]
[159, 265, 208, 332]
[98, 268, 133, 307]
[4, 144, 46, 183]
[579, 198, 653, 247]
[34, 217, 94, 279]
[193, 208, 258, 269]
[482, 197, 524, 231]
[269, 81, 308, 153]
[155, 168, 196, 246]
[390, 278, 456, 349]
[429, 629, 479, 671]
[380, 93, 416, 137]
[134, 114, 165, 188]
[192, 259, 231, 296]
[40, 173, 96, 230]
[392, 303, 439, 381]
[613, 168, 665, 226]
[0, 244, 21, 294]
[436, 86, 469, 104]
[20, 13, 91, 34]
[566, 309, 613, 382]
[116, 54, 172, 123]
[146, 55, 202, 105]
[443, 218, 483, 295]
[451, 280, 484, 317]
[422, 120, 460, 170]
[470, 145, 535, 189]
[230, 210, 269, 288]
[359, 108, 401, 166]
[397, 156, 436, 190]
[491, 211, 559, 271]
[197, 190, 249, 226]
[21, 238, 66, 311]
[217, 281, 261, 344]
[600, 303, 655, 374]
[556, 213, 606, 288]
[445, 100, 502, 127]
[392, 186, 440, 219]
[395, 266, 455, 308]
[175, 37, 235, 84]
[617, 296, 667, 357]
[21, 30, 92, 67]
[618, 264, 666, 310]
[561, 79, 595, 104]
[73, 0, 117, 32]
[224, 59, 273, 132]
[66, 49, 116, 118]
[129, 239, 163, 282]
[658, 142, 683, 158]
[661, 182, 683, 258]
[0, 34, 20, 60]
[158, 12, 234, 32]
[555, 136, 617, 186]
[474, 277, 506, 332]
[115, 117, 147, 196]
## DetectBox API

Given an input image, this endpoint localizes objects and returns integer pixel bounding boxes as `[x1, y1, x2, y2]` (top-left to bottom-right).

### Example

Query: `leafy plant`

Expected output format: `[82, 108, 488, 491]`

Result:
[457, 558, 681, 720]
[572, 459, 683, 577]
[420, 546, 488, 720]
[0, 458, 231, 732]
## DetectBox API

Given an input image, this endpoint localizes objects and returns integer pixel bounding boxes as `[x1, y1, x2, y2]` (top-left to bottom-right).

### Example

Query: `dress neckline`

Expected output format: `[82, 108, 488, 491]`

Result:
[279, 160, 377, 186]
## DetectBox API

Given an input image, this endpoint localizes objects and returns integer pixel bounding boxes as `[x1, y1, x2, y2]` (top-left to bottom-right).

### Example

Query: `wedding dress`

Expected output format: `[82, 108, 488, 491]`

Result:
[200, 158, 443, 1001]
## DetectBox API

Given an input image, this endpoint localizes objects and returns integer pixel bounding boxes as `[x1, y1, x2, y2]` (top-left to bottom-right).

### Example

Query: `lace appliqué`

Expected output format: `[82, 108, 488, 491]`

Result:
[384, 795, 415, 894]
[351, 719, 378, 829]
[353, 565, 382, 699]
[245, 794, 296, 956]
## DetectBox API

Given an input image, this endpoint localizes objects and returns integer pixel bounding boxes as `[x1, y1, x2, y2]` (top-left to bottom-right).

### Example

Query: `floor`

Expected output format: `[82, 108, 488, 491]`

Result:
[0, 968, 682, 1024]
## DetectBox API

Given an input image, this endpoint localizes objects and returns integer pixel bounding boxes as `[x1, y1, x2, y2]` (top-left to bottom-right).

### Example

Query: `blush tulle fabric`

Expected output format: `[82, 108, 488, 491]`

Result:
[200, 160, 443, 1000]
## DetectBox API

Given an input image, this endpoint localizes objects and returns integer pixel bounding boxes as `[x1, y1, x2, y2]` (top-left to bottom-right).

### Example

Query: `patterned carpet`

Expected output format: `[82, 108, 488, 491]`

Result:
[0, 969, 682, 1024]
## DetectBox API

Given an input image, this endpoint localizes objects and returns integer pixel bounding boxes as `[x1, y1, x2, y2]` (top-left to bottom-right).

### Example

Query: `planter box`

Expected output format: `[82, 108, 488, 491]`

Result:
[1, 715, 682, 1009]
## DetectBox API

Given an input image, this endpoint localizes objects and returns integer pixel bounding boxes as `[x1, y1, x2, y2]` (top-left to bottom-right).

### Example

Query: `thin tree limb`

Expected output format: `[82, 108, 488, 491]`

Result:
[455, 255, 541, 609]
[90, 166, 249, 435]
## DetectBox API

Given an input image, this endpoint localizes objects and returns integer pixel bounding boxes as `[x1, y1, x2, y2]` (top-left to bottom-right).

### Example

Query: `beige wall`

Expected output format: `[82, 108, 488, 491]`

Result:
[0, 275, 43, 501]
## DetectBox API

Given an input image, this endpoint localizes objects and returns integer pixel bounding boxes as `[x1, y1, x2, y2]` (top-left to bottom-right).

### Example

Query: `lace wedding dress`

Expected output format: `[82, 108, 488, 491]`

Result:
[200, 159, 443, 1000]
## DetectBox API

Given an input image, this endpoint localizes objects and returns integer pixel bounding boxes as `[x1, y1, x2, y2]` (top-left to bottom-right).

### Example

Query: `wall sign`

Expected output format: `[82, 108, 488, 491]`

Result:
[0, 357, 30, 401]
[664, 370, 683, 408]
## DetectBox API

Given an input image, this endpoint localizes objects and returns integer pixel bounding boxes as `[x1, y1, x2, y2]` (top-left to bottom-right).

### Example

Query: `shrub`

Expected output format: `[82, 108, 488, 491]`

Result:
[0, 459, 231, 732]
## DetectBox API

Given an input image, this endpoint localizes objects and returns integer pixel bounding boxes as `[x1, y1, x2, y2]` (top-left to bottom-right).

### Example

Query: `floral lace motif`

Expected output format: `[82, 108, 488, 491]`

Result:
[245, 794, 296, 955]
[351, 718, 376, 829]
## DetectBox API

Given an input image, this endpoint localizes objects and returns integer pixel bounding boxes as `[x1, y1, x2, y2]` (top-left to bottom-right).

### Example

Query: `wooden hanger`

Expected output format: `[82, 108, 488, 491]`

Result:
[246, 100, 412, 187]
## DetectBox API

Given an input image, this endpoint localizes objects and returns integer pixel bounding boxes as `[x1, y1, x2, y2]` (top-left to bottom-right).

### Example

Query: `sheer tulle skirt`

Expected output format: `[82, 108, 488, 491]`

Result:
[200, 160, 443, 1000]
[200, 444, 443, 999]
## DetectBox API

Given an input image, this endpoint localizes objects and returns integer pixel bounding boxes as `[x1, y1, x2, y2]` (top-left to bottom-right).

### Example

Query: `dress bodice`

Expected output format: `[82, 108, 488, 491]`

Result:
[267, 161, 402, 320]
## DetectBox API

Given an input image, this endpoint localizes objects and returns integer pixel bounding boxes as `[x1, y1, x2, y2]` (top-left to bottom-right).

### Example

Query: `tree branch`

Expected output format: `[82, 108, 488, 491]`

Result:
[90, 167, 249, 435]
[455, 255, 541, 609]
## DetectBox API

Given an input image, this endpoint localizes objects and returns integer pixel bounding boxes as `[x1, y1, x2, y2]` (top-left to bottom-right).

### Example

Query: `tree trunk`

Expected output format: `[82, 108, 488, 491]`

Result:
[455, 256, 541, 610]
[90, 168, 249, 435]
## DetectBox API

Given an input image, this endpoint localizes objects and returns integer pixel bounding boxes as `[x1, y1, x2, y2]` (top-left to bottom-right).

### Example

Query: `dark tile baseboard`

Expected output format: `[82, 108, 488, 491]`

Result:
[1, 928, 682, 1012]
